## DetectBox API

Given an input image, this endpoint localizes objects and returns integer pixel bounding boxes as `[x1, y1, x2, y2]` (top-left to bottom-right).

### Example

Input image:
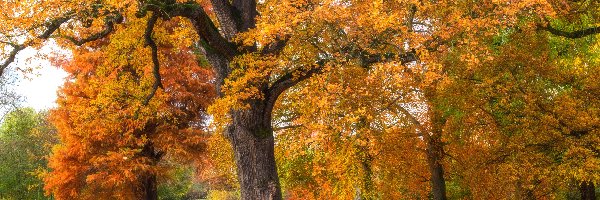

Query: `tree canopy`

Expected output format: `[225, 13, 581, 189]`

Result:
[0, 0, 599, 199]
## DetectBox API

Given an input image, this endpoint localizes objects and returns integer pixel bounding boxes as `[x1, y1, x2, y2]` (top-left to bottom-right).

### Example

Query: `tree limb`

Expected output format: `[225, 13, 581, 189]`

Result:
[232, 0, 257, 31]
[261, 38, 288, 55]
[395, 103, 427, 138]
[1, 14, 72, 76]
[57, 13, 123, 46]
[163, 2, 238, 59]
[267, 66, 324, 105]
[142, 13, 163, 106]
[0, 45, 26, 76]
[273, 124, 304, 131]
[539, 24, 600, 38]
[360, 49, 418, 67]
[209, 0, 241, 39]
[1, 10, 122, 76]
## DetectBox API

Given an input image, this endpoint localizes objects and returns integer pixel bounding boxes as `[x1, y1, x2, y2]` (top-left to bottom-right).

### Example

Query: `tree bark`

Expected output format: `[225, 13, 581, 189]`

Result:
[141, 174, 158, 200]
[227, 106, 282, 200]
[426, 135, 447, 200]
[138, 141, 160, 200]
[360, 155, 374, 199]
[580, 181, 597, 200]
[203, 41, 283, 199]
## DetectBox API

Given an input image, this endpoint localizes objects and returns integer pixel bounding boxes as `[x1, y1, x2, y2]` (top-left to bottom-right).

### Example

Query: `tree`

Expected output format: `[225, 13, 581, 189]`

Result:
[2, 1, 599, 199]
[272, 1, 600, 199]
[272, 63, 433, 199]
[0, 108, 57, 200]
[0, 71, 22, 121]
[44, 16, 215, 199]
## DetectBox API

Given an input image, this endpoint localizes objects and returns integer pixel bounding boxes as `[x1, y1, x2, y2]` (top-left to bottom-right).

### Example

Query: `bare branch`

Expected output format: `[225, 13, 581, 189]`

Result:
[1, 10, 123, 76]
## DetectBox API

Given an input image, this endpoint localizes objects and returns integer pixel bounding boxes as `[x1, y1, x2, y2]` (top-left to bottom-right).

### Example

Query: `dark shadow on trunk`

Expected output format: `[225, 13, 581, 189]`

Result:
[142, 174, 158, 200]
[580, 181, 597, 200]
[139, 141, 161, 200]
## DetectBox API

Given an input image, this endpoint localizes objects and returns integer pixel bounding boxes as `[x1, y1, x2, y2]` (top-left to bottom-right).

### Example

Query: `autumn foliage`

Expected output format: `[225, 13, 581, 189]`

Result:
[0, 0, 599, 199]
[44, 16, 215, 199]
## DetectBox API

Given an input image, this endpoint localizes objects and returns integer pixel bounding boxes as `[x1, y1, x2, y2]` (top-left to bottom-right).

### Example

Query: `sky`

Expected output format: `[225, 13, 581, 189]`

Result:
[11, 41, 69, 111]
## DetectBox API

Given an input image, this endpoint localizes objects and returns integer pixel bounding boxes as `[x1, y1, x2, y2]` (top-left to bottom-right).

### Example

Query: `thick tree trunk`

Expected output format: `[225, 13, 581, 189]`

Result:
[204, 41, 282, 200]
[580, 181, 597, 200]
[426, 135, 447, 200]
[227, 106, 282, 200]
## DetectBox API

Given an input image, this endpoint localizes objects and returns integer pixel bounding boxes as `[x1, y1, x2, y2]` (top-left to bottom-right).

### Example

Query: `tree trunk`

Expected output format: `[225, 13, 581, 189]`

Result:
[227, 105, 282, 200]
[141, 174, 158, 200]
[426, 135, 447, 200]
[204, 42, 282, 200]
[580, 181, 597, 200]
[139, 142, 160, 200]
[360, 142, 374, 199]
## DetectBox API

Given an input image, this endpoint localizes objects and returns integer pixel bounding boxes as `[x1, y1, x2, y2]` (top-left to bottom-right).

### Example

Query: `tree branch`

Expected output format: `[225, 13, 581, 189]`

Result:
[57, 13, 123, 46]
[164, 2, 238, 59]
[539, 24, 600, 38]
[273, 124, 304, 131]
[1, 14, 72, 76]
[268, 66, 324, 104]
[261, 38, 288, 55]
[0, 45, 25, 76]
[262, 65, 324, 127]
[209, 0, 241, 39]
[394, 103, 427, 138]
[1, 10, 123, 76]
[142, 13, 163, 106]
[263, 47, 419, 120]
[232, 0, 257, 31]
[360, 49, 418, 67]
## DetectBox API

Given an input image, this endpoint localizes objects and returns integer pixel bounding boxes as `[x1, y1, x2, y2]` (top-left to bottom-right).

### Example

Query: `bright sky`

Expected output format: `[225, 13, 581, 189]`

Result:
[11, 41, 69, 111]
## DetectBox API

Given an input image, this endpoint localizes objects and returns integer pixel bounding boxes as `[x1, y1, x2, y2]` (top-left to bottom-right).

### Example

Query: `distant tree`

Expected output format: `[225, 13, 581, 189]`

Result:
[0, 108, 57, 200]
[0, 72, 22, 121]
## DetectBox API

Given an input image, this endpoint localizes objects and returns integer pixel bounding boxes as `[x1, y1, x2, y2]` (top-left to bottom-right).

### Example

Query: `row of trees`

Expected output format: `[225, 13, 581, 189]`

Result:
[0, 0, 599, 199]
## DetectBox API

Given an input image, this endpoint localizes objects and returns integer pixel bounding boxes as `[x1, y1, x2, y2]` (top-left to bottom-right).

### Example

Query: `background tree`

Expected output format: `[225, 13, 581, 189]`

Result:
[0, 108, 57, 200]
[44, 15, 215, 199]
[0, 71, 22, 121]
